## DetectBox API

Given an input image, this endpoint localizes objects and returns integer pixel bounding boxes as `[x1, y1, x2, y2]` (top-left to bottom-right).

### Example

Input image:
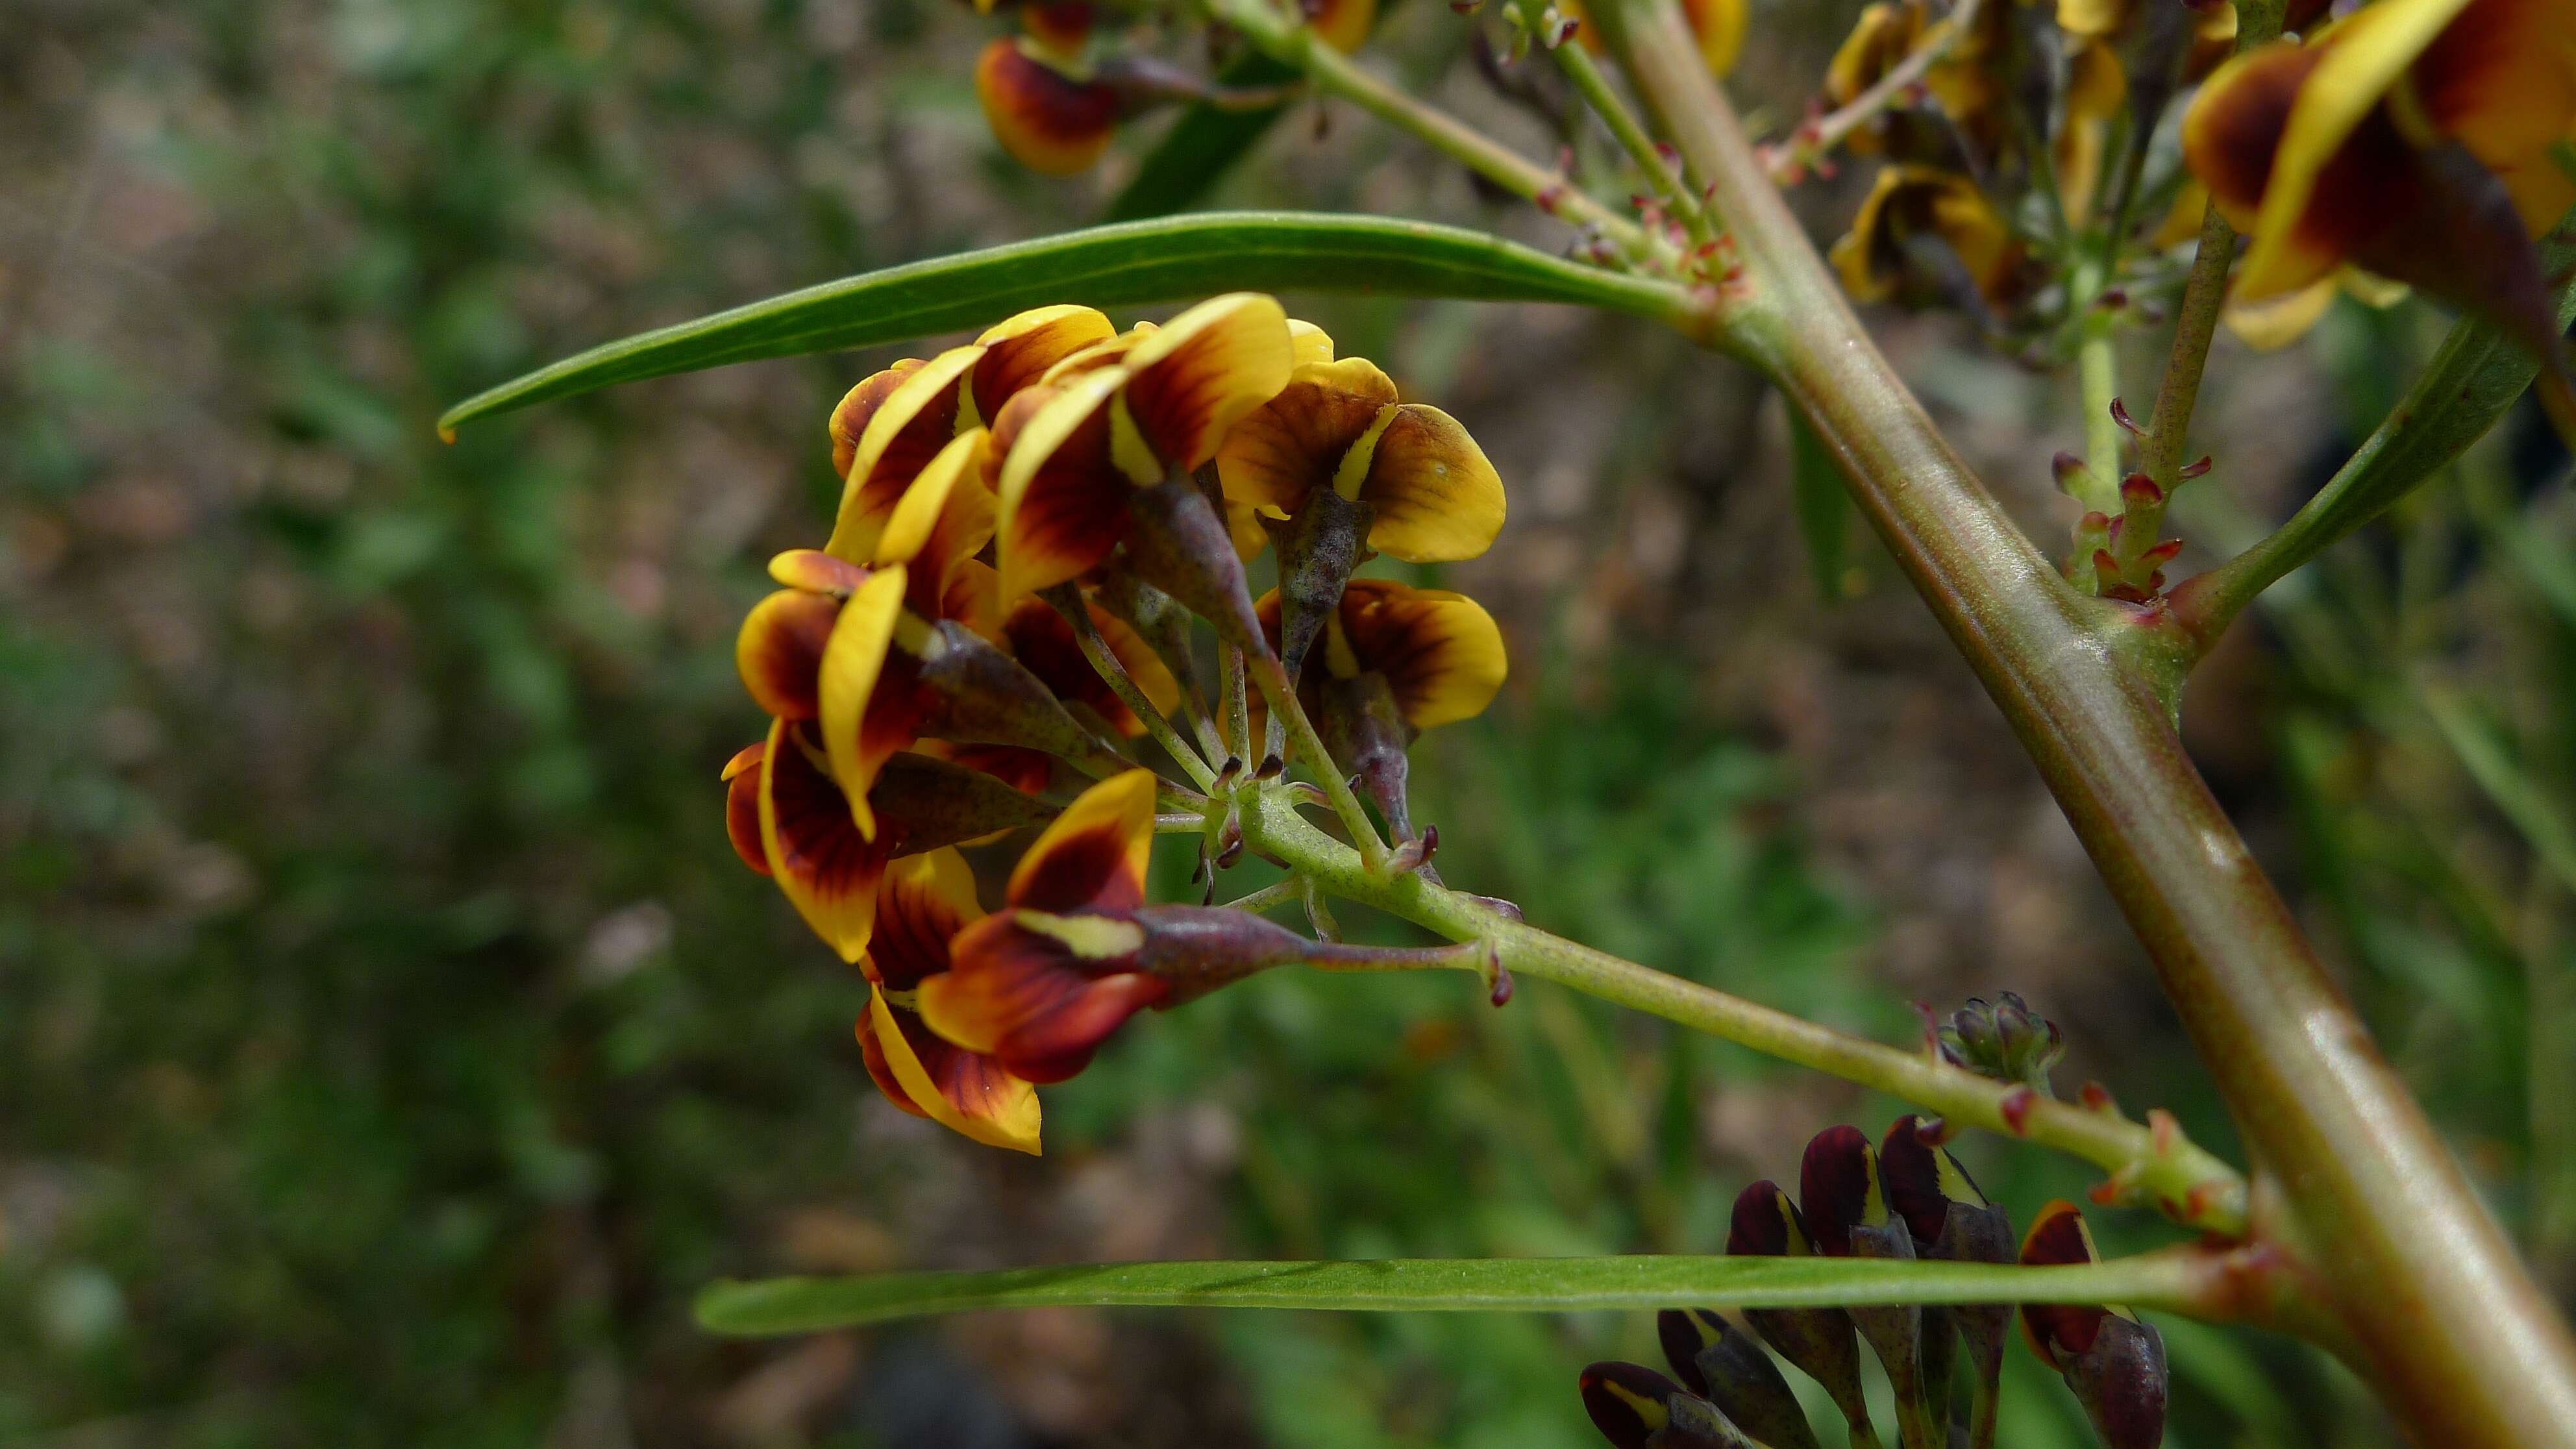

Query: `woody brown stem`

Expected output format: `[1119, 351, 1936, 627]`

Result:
[1591, 1, 2576, 1441]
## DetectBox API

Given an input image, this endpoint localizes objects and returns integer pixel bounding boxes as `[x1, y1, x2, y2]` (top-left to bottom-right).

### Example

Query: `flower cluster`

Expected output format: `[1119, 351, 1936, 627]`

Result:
[1579, 1117, 2166, 1449]
[724, 297, 1513, 1150]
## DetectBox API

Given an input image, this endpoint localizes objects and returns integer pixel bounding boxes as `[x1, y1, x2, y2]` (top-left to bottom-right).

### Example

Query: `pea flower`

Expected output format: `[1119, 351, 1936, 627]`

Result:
[1216, 352, 1505, 684]
[1563, 0, 1748, 80]
[994, 293, 1297, 650]
[1831, 166, 2029, 314]
[917, 769, 1480, 1084]
[2020, 1200, 2168, 1449]
[1255, 578, 1508, 847]
[976, 1, 1368, 177]
[1879, 1115, 2016, 1448]
[717, 723, 1049, 963]
[1800, 1125, 1936, 1447]
[857, 849, 1044, 1154]
[926, 595, 1183, 795]
[2182, 0, 2576, 385]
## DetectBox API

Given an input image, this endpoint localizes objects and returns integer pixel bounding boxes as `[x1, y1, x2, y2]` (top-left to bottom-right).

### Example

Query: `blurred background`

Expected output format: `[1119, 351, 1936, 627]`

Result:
[6, 1, 2573, 1444]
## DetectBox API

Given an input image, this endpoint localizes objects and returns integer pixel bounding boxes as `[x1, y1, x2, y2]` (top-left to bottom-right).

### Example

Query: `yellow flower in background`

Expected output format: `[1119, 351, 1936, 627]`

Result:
[1563, 0, 1746, 78]
[2183, 0, 2576, 309]
[1830, 166, 2027, 310]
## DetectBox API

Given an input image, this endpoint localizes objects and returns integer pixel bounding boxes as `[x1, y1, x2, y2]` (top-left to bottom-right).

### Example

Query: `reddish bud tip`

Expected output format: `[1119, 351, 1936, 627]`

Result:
[2120, 472, 2162, 508]
[2080, 1080, 2118, 1113]
[2109, 397, 2142, 434]
[2179, 455, 2214, 479]
[1489, 966, 1516, 1008]
[2138, 539, 2184, 568]
[2001, 1085, 2037, 1135]
[2052, 451, 2090, 488]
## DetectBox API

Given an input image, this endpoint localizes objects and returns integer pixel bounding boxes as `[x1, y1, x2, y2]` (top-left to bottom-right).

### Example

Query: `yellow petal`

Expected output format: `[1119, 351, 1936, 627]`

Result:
[1352, 404, 1506, 563]
[1311, 0, 1376, 53]
[1679, 0, 1746, 76]
[865, 847, 986, 989]
[820, 566, 910, 841]
[828, 345, 980, 563]
[995, 370, 1131, 604]
[1117, 293, 1295, 473]
[827, 361, 922, 484]
[1287, 319, 1337, 365]
[759, 717, 887, 962]
[1213, 358, 1400, 517]
[736, 589, 841, 719]
[975, 38, 1120, 176]
[2238, 0, 2476, 301]
[864, 995, 1043, 1154]
[1333, 580, 1508, 730]
[1006, 767, 1156, 913]
[2222, 275, 2338, 350]
[876, 429, 998, 602]
[972, 305, 1117, 425]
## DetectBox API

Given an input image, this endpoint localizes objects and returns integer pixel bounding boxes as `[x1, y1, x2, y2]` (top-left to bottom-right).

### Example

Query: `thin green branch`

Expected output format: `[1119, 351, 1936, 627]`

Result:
[1204, 0, 1652, 257]
[1765, 0, 1979, 184]
[1539, 23, 1709, 244]
[1239, 791, 2250, 1234]
[1250, 656, 1392, 869]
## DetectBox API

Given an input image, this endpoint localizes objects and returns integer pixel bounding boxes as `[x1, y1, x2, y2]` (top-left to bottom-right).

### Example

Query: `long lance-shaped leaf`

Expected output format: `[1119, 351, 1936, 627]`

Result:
[696, 1254, 2206, 1336]
[438, 212, 1689, 436]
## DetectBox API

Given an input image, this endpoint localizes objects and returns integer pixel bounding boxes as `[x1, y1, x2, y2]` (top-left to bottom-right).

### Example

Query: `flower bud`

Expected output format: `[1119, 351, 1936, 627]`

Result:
[1578, 1363, 1763, 1449]
[2020, 1201, 2168, 1449]
[1881, 1115, 2015, 1446]
[1727, 1182, 1876, 1445]
[1936, 991, 2062, 1094]
[1800, 1127, 1931, 1444]
[1658, 1309, 1824, 1449]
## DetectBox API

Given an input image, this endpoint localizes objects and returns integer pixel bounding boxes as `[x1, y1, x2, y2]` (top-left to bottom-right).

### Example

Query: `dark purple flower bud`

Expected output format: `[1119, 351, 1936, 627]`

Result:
[1578, 1362, 1760, 1448]
[2020, 1201, 2169, 1449]
[1937, 992, 2064, 1094]
[1726, 1182, 1875, 1444]
[1659, 1309, 1824, 1449]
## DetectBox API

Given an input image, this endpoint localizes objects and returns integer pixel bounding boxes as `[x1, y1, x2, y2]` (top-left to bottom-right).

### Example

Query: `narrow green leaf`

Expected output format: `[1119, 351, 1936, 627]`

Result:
[2422, 686, 2576, 896]
[439, 212, 1686, 435]
[1103, 54, 1301, 223]
[695, 1255, 2195, 1337]
[1787, 404, 1852, 603]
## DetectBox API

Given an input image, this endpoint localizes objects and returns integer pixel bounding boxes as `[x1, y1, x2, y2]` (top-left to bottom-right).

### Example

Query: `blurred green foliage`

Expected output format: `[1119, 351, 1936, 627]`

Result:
[1, 1, 2568, 1446]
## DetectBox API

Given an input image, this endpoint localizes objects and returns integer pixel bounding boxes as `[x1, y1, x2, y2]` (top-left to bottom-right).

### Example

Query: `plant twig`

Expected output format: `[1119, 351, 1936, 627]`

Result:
[1589, 0, 2576, 1437]
[1205, 0, 1652, 258]
[1250, 655, 1392, 869]
[1765, 0, 1981, 184]
[1240, 790, 2251, 1233]
[1537, 17, 1710, 244]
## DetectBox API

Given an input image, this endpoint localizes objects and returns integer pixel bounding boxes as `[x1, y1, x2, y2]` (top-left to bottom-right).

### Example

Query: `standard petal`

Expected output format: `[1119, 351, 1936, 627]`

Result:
[1309, 0, 1376, 51]
[2413, 0, 2576, 220]
[1213, 358, 1399, 518]
[1354, 404, 1506, 563]
[1827, 2, 1928, 107]
[736, 588, 842, 720]
[1006, 767, 1156, 913]
[828, 361, 923, 484]
[827, 344, 980, 563]
[995, 373, 1132, 602]
[863, 995, 1044, 1154]
[2222, 274, 2338, 349]
[976, 39, 1119, 176]
[1117, 293, 1296, 474]
[819, 566, 916, 841]
[2053, 40, 2128, 227]
[2018, 1199, 2111, 1360]
[919, 911, 1165, 1082]
[876, 429, 999, 617]
[724, 741, 770, 876]
[972, 304, 1117, 424]
[2236, 0, 2476, 299]
[2183, 43, 2341, 297]
[759, 717, 889, 962]
[1330, 580, 1507, 732]
[1286, 318, 1336, 365]
[864, 847, 984, 990]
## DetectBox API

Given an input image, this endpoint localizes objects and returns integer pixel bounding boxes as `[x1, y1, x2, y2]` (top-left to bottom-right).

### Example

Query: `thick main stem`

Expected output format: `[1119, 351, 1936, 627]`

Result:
[1594, 5, 2576, 1443]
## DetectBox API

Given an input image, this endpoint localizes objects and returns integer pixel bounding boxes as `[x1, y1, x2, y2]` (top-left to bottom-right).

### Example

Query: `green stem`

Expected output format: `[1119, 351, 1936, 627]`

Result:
[1542, 26, 1709, 245]
[1238, 791, 2249, 1234]
[1250, 656, 1391, 869]
[1207, 0, 1651, 257]
[1591, 1, 2576, 1440]
[2078, 308, 2123, 495]
[1222, 875, 1308, 915]
[1044, 584, 1220, 792]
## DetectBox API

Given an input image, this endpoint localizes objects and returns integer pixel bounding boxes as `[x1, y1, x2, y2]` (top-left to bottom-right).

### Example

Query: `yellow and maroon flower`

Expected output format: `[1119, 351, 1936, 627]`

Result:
[976, 30, 1121, 177]
[918, 769, 1167, 1083]
[1266, 578, 1509, 734]
[2020, 1200, 2169, 1449]
[993, 294, 1295, 643]
[1561, 0, 1745, 77]
[2182, 0, 2576, 350]
[924, 595, 1182, 795]
[1214, 356, 1506, 565]
[1830, 165, 2030, 312]
[856, 849, 1044, 1154]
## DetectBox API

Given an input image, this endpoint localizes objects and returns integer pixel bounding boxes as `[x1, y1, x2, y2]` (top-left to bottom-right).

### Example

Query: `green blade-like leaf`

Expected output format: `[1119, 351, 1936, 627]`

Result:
[1103, 54, 1301, 223]
[695, 1254, 2196, 1336]
[439, 212, 1687, 435]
